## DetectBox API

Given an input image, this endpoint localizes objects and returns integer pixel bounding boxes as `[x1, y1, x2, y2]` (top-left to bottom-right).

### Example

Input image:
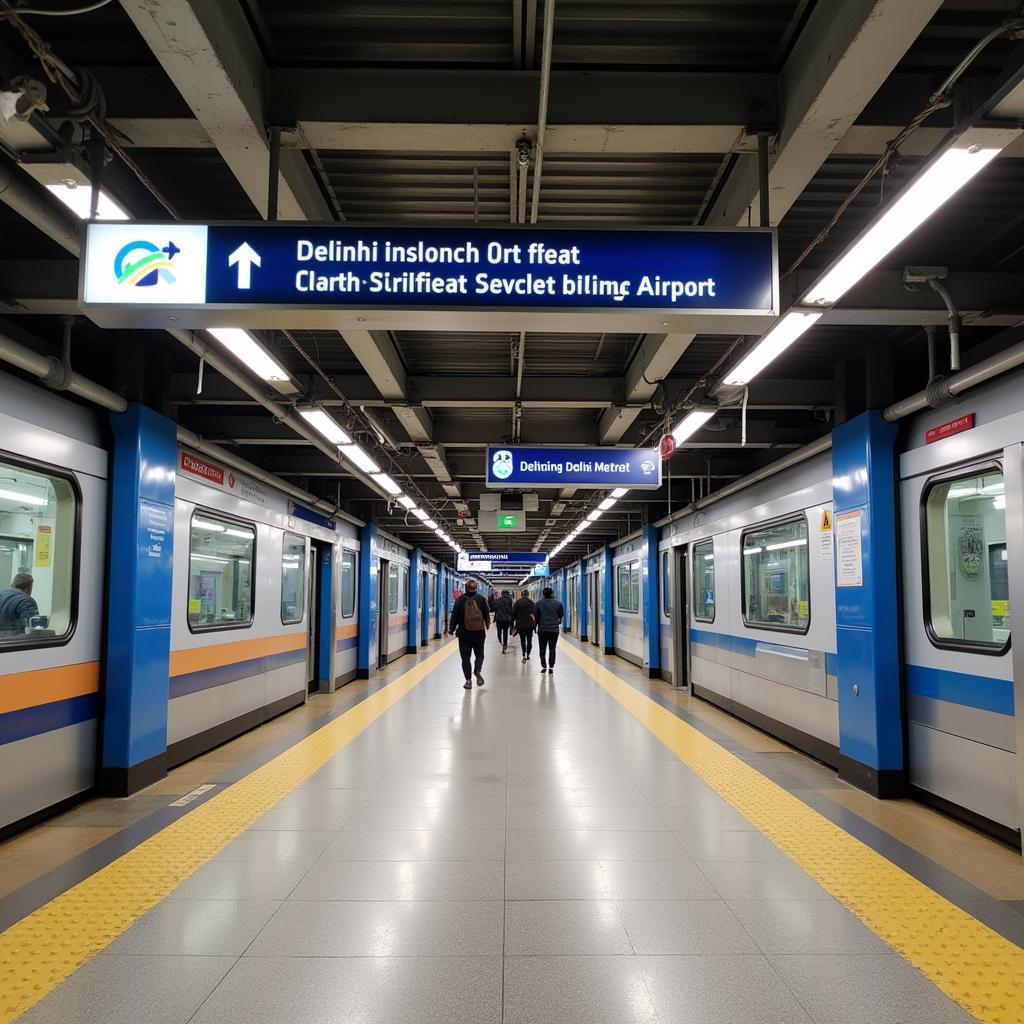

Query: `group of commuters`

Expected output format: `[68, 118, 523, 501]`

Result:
[448, 580, 564, 689]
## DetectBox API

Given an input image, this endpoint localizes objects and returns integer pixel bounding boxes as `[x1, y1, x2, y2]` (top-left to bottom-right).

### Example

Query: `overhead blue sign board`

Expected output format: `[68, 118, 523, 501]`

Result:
[81, 223, 777, 331]
[487, 446, 662, 489]
[458, 551, 549, 572]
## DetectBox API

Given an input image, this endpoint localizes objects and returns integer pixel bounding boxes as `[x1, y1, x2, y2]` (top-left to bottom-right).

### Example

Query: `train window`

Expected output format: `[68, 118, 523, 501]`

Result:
[280, 532, 306, 625]
[187, 512, 254, 631]
[924, 470, 1009, 650]
[616, 560, 640, 613]
[662, 551, 671, 617]
[388, 562, 399, 613]
[0, 459, 77, 645]
[693, 539, 716, 622]
[341, 550, 357, 618]
[741, 517, 810, 633]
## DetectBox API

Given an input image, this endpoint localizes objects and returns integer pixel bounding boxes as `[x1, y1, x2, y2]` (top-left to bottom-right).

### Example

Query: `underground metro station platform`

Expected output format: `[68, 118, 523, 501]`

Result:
[3, 2, 1024, 1022]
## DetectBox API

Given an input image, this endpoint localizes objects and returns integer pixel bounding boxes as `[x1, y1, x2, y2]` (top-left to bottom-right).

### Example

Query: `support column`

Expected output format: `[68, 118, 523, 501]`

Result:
[357, 524, 377, 679]
[434, 567, 443, 638]
[832, 410, 905, 796]
[101, 404, 176, 795]
[408, 548, 421, 652]
[603, 546, 614, 653]
[642, 523, 660, 678]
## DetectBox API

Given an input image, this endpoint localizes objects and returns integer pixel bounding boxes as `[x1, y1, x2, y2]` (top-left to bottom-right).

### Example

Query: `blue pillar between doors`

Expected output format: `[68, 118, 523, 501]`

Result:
[832, 411, 905, 796]
[101, 403, 176, 795]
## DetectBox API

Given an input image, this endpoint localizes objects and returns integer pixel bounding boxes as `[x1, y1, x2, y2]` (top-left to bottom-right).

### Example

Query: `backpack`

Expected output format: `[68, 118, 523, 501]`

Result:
[463, 595, 486, 631]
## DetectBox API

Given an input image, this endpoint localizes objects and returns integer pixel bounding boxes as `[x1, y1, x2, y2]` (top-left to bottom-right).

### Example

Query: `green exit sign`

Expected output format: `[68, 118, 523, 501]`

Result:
[498, 514, 517, 530]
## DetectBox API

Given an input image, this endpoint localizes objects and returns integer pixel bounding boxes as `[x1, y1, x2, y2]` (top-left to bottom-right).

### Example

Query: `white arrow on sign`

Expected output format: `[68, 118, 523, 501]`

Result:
[228, 242, 261, 289]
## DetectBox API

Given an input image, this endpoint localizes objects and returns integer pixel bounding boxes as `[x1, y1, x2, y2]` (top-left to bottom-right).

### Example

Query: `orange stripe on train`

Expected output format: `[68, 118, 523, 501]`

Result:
[169, 633, 306, 677]
[0, 661, 100, 715]
[335, 623, 359, 641]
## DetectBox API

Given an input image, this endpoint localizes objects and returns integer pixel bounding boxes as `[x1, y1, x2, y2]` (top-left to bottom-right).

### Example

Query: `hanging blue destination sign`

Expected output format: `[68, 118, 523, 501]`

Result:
[80, 223, 777, 331]
[457, 551, 549, 572]
[487, 446, 662, 489]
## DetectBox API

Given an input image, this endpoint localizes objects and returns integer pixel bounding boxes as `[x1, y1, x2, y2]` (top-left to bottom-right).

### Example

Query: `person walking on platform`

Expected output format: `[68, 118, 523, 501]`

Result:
[494, 589, 513, 653]
[511, 589, 537, 662]
[535, 586, 564, 674]
[448, 579, 490, 689]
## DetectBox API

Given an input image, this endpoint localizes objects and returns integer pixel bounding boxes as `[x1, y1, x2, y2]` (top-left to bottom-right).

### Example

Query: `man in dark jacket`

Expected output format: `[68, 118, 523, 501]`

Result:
[493, 589, 513, 653]
[535, 586, 564, 674]
[511, 590, 536, 662]
[448, 579, 491, 688]
[0, 573, 38, 637]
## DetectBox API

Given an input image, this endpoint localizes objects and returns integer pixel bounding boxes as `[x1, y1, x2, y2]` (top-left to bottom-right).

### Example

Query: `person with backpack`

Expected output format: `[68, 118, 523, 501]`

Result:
[535, 586, 564, 674]
[493, 589, 513, 653]
[448, 579, 491, 688]
[511, 589, 537, 662]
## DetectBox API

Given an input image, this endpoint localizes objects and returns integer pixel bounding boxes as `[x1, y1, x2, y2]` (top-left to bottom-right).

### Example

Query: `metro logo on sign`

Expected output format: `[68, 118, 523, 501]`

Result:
[180, 451, 224, 486]
[925, 413, 975, 444]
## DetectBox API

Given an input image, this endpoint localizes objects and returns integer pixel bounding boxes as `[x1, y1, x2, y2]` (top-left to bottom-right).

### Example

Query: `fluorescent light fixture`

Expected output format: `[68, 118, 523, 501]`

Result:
[298, 407, 352, 445]
[723, 311, 823, 386]
[373, 472, 402, 495]
[743, 546, 764, 555]
[586, 509, 604, 522]
[339, 445, 381, 474]
[0, 487, 47, 506]
[610, 488, 628, 499]
[209, 328, 293, 386]
[424, 519, 438, 529]
[398, 495, 416, 510]
[804, 143, 1004, 306]
[411, 507, 429, 521]
[435, 528, 445, 536]
[46, 180, 128, 220]
[598, 497, 616, 511]
[671, 407, 717, 444]
[224, 528, 252, 539]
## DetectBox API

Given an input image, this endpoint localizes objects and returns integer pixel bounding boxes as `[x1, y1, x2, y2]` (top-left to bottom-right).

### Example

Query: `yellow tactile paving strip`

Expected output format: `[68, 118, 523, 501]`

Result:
[562, 641, 1024, 1024]
[0, 641, 456, 1024]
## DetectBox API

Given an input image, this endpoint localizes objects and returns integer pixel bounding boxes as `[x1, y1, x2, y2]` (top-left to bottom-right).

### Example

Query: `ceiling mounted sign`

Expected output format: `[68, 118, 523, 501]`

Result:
[80, 223, 778, 333]
[458, 551, 549, 573]
[487, 446, 662, 489]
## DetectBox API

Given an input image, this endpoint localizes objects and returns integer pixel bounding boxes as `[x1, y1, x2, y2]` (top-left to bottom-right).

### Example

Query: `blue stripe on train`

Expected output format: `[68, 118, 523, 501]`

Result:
[0, 693, 98, 745]
[906, 664, 1014, 717]
[170, 647, 307, 700]
[690, 628, 838, 677]
[336, 636, 358, 652]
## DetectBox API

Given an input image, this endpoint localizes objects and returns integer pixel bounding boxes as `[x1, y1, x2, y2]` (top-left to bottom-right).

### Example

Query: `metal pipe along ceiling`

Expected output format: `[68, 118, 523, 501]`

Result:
[0, 324, 126, 412]
[884, 336, 1024, 421]
[529, 0, 556, 224]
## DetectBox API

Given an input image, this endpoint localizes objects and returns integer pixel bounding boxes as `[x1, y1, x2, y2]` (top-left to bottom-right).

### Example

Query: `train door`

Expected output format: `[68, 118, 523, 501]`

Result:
[377, 558, 390, 669]
[420, 570, 428, 645]
[305, 542, 319, 692]
[671, 545, 689, 689]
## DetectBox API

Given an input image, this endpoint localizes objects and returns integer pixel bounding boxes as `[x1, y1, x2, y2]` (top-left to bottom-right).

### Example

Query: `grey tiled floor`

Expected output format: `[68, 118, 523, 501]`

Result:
[21, 641, 976, 1023]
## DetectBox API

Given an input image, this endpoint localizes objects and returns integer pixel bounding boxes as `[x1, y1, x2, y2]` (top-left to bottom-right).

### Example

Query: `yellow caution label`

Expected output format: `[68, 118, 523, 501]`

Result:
[820, 508, 833, 532]
[992, 600, 1010, 618]
[0, 641, 457, 1024]
[562, 641, 1024, 1024]
[34, 526, 52, 568]
[798, 599, 809, 617]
